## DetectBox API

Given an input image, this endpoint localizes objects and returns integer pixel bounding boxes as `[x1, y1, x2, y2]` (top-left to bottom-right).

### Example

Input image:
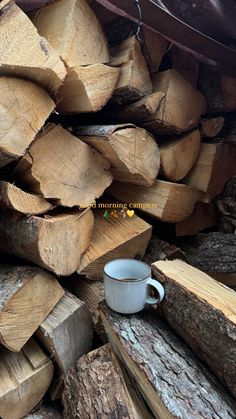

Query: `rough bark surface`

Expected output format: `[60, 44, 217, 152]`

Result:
[216, 176, 236, 233]
[143, 236, 185, 265]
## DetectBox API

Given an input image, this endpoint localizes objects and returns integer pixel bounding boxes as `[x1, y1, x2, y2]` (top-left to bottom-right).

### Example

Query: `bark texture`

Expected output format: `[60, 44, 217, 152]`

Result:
[216, 176, 236, 233]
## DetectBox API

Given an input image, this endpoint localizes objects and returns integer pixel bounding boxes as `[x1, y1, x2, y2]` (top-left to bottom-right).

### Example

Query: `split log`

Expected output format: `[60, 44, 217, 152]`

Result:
[0, 265, 64, 351]
[216, 113, 236, 145]
[216, 176, 236, 233]
[100, 303, 236, 419]
[37, 291, 93, 400]
[143, 236, 185, 266]
[184, 142, 236, 202]
[159, 129, 201, 181]
[108, 180, 201, 222]
[25, 403, 63, 419]
[0, 77, 54, 168]
[200, 116, 225, 138]
[0, 181, 53, 215]
[74, 124, 160, 186]
[31, 0, 109, 67]
[141, 27, 169, 74]
[152, 259, 236, 398]
[56, 64, 119, 114]
[0, 0, 66, 94]
[77, 209, 152, 279]
[0, 209, 94, 275]
[109, 36, 152, 104]
[199, 65, 236, 113]
[14, 124, 113, 207]
[0, 339, 54, 419]
[170, 46, 199, 87]
[63, 343, 153, 419]
[175, 202, 218, 237]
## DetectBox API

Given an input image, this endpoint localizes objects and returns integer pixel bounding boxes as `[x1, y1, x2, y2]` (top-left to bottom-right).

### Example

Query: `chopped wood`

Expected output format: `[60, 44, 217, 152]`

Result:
[77, 209, 152, 279]
[208, 272, 236, 291]
[0, 77, 54, 168]
[184, 142, 236, 202]
[0, 0, 66, 94]
[14, 124, 113, 207]
[37, 291, 93, 400]
[0, 209, 94, 275]
[0, 339, 54, 419]
[143, 236, 186, 266]
[56, 64, 119, 113]
[216, 176, 236, 233]
[63, 343, 153, 419]
[74, 124, 160, 186]
[0, 265, 64, 351]
[216, 113, 236, 145]
[171, 46, 199, 87]
[109, 36, 152, 104]
[100, 303, 236, 419]
[31, 0, 109, 67]
[200, 116, 225, 138]
[25, 403, 63, 419]
[159, 129, 201, 181]
[108, 180, 201, 222]
[175, 202, 218, 237]
[141, 27, 169, 74]
[0, 181, 53, 215]
[152, 259, 236, 398]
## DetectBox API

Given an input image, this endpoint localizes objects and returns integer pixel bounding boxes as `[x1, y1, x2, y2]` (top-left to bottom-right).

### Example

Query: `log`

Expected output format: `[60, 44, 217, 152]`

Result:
[31, 0, 109, 67]
[0, 0, 66, 94]
[0, 209, 94, 276]
[100, 303, 236, 419]
[159, 129, 201, 182]
[216, 176, 236, 233]
[25, 403, 63, 419]
[73, 124, 160, 186]
[0, 265, 64, 351]
[199, 65, 236, 113]
[184, 142, 236, 202]
[141, 27, 169, 74]
[175, 202, 218, 237]
[200, 116, 225, 138]
[216, 113, 236, 145]
[14, 124, 113, 207]
[143, 236, 186, 266]
[56, 64, 119, 113]
[170, 46, 199, 87]
[77, 209, 152, 279]
[63, 343, 153, 419]
[0, 181, 53, 215]
[37, 291, 93, 400]
[152, 259, 236, 398]
[0, 77, 54, 168]
[108, 180, 201, 222]
[0, 339, 54, 419]
[109, 36, 152, 104]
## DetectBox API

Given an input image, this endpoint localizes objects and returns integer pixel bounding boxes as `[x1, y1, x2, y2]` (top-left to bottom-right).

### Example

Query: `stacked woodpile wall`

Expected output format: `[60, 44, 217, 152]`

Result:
[0, 0, 236, 418]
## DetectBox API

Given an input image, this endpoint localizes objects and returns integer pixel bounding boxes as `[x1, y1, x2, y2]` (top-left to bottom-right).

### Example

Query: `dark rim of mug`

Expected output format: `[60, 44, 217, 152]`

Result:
[104, 258, 151, 282]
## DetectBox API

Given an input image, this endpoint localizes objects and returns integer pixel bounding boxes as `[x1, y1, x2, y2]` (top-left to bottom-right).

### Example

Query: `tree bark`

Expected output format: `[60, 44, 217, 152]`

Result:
[25, 403, 63, 419]
[216, 176, 236, 233]
[200, 117, 225, 138]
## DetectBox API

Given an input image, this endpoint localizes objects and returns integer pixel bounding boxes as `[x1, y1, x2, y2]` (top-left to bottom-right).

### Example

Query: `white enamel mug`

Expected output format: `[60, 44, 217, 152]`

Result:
[103, 259, 165, 314]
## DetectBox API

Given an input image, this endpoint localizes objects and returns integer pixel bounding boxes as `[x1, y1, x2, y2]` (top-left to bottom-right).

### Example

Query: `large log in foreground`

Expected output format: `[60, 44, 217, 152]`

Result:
[100, 303, 236, 419]
[152, 259, 236, 398]
[0, 209, 94, 275]
[0, 265, 64, 351]
[63, 344, 152, 419]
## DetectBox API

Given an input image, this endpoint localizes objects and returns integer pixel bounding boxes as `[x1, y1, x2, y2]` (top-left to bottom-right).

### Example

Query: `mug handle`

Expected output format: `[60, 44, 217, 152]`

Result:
[145, 278, 165, 305]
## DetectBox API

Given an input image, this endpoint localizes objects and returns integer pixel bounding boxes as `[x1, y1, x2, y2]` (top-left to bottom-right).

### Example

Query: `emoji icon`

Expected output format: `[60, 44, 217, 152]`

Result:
[111, 210, 118, 218]
[119, 209, 127, 219]
[103, 210, 109, 219]
[127, 210, 135, 218]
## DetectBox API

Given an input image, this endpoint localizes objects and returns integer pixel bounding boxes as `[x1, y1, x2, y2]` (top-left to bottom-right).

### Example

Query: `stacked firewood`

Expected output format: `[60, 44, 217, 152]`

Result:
[0, 0, 236, 418]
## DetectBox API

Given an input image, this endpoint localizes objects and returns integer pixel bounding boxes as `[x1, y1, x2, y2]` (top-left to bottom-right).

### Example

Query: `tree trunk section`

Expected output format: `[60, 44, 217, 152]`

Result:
[175, 202, 218, 236]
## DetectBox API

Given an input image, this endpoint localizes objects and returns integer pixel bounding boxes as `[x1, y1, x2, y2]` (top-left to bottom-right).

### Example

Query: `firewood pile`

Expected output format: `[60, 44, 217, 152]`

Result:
[0, 0, 235, 418]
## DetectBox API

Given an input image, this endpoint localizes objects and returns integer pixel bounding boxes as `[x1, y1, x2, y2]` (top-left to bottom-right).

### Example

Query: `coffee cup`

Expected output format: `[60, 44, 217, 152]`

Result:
[103, 258, 165, 314]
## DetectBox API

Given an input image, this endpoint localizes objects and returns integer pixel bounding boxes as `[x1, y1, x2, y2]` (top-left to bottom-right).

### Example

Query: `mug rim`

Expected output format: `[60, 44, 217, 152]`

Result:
[104, 258, 151, 283]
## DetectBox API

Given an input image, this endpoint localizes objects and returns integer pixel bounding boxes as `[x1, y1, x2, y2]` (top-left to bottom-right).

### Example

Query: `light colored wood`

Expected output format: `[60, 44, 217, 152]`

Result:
[63, 344, 152, 419]
[14, 124, 113, 207]
[100, 304, 236, 419]
[171, 46, 199, 87]
[110, 36, 152, 104]
[31, 0, 109, 67]
[0, 0, 66, 94]
[175, 202, 218, 236]
[0, 265, 64, 351]
[77, 209, 152, 279]
[0, 209, 94, 276]
[0, 339, 54, 419]
[184, 142, 236, 202]
[141, 27, 169, 73]
[57, 64, 119, 113]
[37, 291, 93, 400]
[0, 77, 54, 168]
[75, 124, 160, 186]
[160, 129, 201, 181]
[0, 181, 53, 215]
[152, 259, 236, 398]
[200, 116, 225, 138]
[108, 180, 201, 222]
